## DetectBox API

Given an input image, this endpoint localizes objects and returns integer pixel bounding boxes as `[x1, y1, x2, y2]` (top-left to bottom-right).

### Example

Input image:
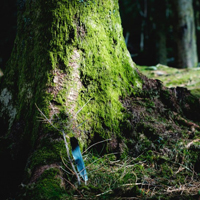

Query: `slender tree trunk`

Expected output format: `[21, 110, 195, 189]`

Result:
[0, 0, 141, 199]
[156, 31, 167, 65]
[193, 0, 200, 59]
[155, 0, 167, 65]
[172, 0, 198, 68]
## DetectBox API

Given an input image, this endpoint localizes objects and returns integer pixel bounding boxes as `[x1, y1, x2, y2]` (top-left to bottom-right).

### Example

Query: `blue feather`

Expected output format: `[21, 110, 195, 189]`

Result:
[70, 137, 88, 182]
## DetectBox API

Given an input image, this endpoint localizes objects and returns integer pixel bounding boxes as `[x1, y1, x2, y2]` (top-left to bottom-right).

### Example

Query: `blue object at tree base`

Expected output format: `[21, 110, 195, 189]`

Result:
[70, 137, 88, 183]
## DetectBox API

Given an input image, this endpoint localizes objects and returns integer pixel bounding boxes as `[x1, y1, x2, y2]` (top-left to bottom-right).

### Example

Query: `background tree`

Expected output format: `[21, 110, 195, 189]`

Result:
[171, 0, 198, 68]
[119, 0, 199, 68]
[154, 0, 167, 65]
[193, 0, 200, 60]
[119, 0, 163, 66]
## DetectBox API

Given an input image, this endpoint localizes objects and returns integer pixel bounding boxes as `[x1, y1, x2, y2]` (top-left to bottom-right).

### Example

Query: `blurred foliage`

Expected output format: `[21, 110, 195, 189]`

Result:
[119, 0, 200, 67]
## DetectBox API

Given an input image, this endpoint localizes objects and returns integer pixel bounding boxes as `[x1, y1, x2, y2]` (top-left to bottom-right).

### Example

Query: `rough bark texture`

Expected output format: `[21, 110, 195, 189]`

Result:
[0, 0, 141, 199]
[172, 0, 198, 68]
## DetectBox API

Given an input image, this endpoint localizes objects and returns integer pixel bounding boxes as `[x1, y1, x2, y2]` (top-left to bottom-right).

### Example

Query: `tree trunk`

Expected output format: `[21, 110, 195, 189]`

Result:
[0, 0, 141, 199]
[172, 0, 198, 68]
[155, 0, 167, 65]
[193, 0, 200, 60]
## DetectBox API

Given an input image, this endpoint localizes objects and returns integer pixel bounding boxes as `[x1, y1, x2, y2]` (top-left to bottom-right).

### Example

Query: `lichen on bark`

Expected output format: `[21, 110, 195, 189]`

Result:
[0, 88, 17, 129]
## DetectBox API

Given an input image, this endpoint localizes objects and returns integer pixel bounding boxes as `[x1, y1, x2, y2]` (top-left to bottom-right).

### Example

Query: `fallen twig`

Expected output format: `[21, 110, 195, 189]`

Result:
[74, 98, 92, 118]
[64, 178, 84, 197]
[35, 104, 81, 184]
[83, 138, 111, 154]
[186, 139, 200, 149]
[62, 130, 81, 184]
[35, 103, 61, 133]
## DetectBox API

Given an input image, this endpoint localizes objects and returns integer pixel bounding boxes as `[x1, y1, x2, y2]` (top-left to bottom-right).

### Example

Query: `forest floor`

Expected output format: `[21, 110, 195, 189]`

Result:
[137, 64, 200, 98]
[67, 65, 200, 200]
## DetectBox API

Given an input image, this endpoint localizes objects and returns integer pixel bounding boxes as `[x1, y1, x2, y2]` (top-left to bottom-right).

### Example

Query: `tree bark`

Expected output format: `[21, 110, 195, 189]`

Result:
[0, 0, 141, 198]
[172, 0, 198, 68]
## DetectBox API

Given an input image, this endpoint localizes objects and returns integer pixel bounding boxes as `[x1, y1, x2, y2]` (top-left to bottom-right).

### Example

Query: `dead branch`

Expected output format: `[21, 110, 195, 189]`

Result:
[62, 130, 81, 184]
[35, 104, 81, 184]
[83, 138, 111, 154]
[186, 139, 200, 149]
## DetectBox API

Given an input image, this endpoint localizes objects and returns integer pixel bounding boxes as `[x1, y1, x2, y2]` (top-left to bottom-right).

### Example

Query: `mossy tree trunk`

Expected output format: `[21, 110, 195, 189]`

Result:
[0, 0, 141, 199]
[172, 0, 198, 68]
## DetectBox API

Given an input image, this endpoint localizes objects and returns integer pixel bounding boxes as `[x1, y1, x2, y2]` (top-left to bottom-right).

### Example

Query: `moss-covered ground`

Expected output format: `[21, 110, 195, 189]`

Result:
[7, 63, 200, 199]
[22, 66, 200, 200]
[137, 64, 200, 98]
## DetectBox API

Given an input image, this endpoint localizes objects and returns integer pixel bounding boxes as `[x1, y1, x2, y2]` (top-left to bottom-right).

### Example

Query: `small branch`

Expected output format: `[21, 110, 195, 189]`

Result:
[62, 130, 81, 184]
[35, 103, 60, 132]
[64, 178, 83, 197]
[74, 98, 92, 118]
[96, 189, 112, 197]
[72, 119, 88, 133]
[174, 112, 200, 130]
[174, 166, 185, 175]
[83, 138, 111, 154]
[186, 139, 200, 149]
[60, 166, 73, 175]
[35, 104, 81, 184]
[60, 154, 74, 175]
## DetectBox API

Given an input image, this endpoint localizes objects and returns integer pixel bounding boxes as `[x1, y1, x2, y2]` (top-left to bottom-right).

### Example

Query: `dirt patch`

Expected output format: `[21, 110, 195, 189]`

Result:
[116, 72, 200, 198]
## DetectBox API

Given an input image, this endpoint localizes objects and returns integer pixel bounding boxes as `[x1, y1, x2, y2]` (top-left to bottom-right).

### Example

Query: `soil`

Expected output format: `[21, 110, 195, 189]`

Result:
[115, 66, 200, 199]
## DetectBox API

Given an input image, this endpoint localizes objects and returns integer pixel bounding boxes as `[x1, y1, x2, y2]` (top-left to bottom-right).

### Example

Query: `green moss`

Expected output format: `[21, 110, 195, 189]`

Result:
[190, 89, 200, 98]
[30, 139, 64, 170]
[21, 168, 68, 200]
[0, 0, 143, 152]
[69, 1, 142, 141]
[0, 1, 144, 198]
[137, 64, 200, 91]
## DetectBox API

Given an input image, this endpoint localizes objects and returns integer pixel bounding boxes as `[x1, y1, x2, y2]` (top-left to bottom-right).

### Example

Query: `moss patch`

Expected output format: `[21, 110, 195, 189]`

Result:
[20, 168, 68, 200]
[137, 64, 200, 97]
[29, 138, 64, 171]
